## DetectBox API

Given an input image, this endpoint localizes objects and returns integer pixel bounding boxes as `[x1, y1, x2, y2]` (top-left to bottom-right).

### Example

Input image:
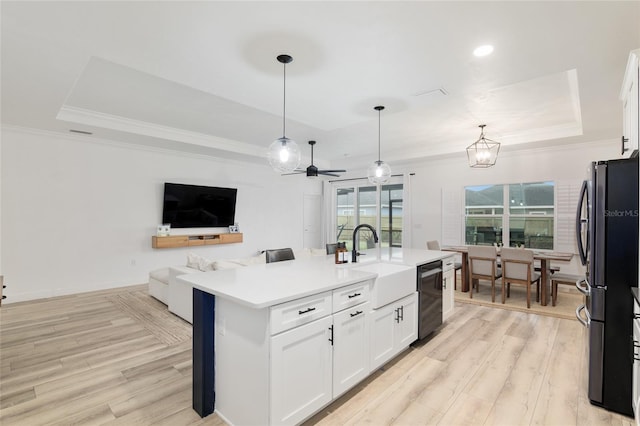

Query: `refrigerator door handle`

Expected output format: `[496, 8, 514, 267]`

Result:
[576, 304, 591, 328]
[575, 180, 589, 266]
[575, 278, 591, 296]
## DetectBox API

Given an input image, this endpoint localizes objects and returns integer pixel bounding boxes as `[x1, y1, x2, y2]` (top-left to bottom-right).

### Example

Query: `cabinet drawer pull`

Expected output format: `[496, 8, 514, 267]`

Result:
[348, 292, 361, 299]
[298, 307, 316, 315]
[350, 310, 363, 317]
[328, 325, 334, 345]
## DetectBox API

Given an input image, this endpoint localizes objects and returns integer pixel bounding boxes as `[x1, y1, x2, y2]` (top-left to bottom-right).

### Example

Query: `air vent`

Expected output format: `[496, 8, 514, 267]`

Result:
[412, 87, 448, 97]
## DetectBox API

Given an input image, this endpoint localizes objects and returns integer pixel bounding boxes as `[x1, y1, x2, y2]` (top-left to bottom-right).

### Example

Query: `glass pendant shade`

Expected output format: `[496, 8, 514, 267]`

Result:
[367, 160, 391, 184]
[367, 105, 391, 185]
[466, 124, 500, 168]
[267, 136, 301, 173]
[269, 54, 302, 174]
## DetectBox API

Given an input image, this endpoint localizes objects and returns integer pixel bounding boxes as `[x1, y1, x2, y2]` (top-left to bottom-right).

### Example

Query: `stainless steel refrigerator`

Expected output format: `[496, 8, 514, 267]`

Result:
[576, 156, 639, 416]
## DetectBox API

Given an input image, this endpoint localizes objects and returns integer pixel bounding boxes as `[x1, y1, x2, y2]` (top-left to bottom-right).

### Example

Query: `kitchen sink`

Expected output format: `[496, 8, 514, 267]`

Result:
[352, 262, 416, 308]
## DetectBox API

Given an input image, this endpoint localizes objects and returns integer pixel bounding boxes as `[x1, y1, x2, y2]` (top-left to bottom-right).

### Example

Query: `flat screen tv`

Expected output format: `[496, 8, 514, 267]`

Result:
[162, 183, 237, 228]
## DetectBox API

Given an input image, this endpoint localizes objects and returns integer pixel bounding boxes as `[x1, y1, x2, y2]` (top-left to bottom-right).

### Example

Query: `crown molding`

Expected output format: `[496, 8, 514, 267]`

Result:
[56, 105, 265, 159]
[0, 124, 272, 169]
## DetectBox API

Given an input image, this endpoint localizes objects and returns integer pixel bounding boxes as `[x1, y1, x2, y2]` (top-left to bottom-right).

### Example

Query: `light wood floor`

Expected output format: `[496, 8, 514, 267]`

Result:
[0, 285, 634, 426]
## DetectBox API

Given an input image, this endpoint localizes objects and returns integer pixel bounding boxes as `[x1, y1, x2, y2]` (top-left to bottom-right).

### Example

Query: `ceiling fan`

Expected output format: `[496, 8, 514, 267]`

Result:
[284, 141, 346, 177]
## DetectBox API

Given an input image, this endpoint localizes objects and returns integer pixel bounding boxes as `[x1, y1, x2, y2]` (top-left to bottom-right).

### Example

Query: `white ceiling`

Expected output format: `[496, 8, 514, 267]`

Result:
[2, 1, 639, 170]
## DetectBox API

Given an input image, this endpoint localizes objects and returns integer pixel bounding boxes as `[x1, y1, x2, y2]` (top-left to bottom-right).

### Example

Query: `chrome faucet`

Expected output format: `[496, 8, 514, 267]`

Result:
[352, 224, 379, 263]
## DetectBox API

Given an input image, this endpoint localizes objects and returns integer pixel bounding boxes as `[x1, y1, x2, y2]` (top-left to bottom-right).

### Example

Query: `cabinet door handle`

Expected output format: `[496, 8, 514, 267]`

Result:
[328, 325, 334, 346]
[622, 135, 629, 154]
[399, 305, 404, 321]
[298, 307, 316, 315]
[348, 292, 361, 299]
[395, 308, 400, 323]
[350, 310, 363, 317]
[443, 277, 447, 290]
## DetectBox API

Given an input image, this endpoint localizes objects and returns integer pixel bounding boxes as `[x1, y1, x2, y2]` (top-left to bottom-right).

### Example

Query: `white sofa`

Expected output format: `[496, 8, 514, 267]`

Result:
[148, 249, 327, 323]
[148, 267, 171, 305]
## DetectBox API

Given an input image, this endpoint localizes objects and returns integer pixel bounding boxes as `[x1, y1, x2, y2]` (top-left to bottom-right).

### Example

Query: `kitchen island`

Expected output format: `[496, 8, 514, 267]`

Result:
[180, 247, 451, 425]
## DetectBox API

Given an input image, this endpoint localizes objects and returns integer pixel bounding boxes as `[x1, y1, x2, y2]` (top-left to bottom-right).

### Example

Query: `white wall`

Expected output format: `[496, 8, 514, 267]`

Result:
[1, 127, 321, 302]
[399, 139, 622, 275]
[1, 125, 624, 302]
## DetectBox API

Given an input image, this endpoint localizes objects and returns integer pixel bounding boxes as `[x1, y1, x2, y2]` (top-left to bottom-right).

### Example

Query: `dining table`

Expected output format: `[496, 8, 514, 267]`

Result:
[442, 245, 574, 306]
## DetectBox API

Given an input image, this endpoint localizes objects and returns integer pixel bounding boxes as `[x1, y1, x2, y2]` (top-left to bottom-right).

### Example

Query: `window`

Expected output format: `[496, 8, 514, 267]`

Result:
[465, 182, 555, 249]
[332, 178, 404, 251]
[465, 184, 504, 246]
[509, 182, 554, 249]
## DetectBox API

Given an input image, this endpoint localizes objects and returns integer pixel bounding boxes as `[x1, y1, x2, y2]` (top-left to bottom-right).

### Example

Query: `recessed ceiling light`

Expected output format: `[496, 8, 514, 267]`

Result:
[473, 45, 494, 57]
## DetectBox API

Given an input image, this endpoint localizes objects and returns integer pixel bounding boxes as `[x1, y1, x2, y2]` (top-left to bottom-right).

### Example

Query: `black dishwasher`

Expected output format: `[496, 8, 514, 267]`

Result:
[417, 260, 443, 339]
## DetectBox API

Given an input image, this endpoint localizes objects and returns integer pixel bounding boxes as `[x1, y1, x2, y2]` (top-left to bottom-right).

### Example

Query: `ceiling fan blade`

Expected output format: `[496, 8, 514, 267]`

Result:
[318, 171, 341, 177]
[281, 170, 306, 176]
[319, 169, 346, 173]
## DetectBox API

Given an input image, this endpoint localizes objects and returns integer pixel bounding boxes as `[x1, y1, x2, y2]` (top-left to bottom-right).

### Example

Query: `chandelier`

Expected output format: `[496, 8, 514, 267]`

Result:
[466, 124, 500, 168]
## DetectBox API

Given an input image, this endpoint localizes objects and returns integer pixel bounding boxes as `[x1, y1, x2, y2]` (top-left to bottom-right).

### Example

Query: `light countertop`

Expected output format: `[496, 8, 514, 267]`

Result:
[180, 247, 452, 309]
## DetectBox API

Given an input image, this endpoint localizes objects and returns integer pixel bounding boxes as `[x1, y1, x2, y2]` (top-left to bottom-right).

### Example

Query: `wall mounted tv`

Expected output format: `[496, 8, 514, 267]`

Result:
[162, 183, 237, 228]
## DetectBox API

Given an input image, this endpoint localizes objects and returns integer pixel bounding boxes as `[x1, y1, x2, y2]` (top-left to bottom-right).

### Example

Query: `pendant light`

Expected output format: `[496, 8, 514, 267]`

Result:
[367, 105, 392, 184]
[466, 124, 500, 168]
[267, 54, 301, 173]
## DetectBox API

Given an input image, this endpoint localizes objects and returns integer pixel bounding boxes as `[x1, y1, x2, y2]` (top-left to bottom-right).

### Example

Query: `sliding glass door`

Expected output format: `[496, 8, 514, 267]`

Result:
[381, 183, 403, 248]
[332, 178, 403, 251]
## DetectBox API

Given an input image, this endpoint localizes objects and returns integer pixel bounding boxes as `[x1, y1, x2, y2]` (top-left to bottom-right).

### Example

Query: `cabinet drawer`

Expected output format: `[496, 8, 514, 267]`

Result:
[270, 291, 332, 335]
[442, 256, 455, 270]
[332, 281, 371, 312]
[152, 235, 188, 248]
[220, 233, 243, 244]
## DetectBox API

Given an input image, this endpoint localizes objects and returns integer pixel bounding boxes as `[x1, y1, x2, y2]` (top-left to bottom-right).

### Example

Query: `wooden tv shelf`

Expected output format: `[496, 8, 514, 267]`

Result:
[152, 233, 243, 249]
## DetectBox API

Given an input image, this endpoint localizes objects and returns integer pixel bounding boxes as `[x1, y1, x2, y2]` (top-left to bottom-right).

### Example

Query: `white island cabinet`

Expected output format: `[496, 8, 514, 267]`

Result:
[369, 292, 418, 372]
[269, 282, 371, 425]
[185, 248, 453, 425]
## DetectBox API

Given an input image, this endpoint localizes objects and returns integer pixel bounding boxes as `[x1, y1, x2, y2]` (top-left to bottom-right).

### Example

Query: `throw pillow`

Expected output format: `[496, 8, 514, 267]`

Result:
[187, 252, 215, 272]
[186, 252, 201, 269]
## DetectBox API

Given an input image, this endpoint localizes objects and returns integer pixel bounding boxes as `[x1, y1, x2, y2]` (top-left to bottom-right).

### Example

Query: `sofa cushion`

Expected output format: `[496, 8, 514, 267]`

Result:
[236, 253, 267, 265]
[149, 267, 170, 284]
[213, 259, 245, 270]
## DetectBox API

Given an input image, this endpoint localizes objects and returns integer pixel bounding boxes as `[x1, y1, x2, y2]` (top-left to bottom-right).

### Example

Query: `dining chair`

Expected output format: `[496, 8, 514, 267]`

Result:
[326, 243, 338, 255]
[550, 273, 581, 306]
[467, 245, 502, 302]
[265, 248, 295, 263]
[500, 247, 540, 308]
[426, 240, 462, 289]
